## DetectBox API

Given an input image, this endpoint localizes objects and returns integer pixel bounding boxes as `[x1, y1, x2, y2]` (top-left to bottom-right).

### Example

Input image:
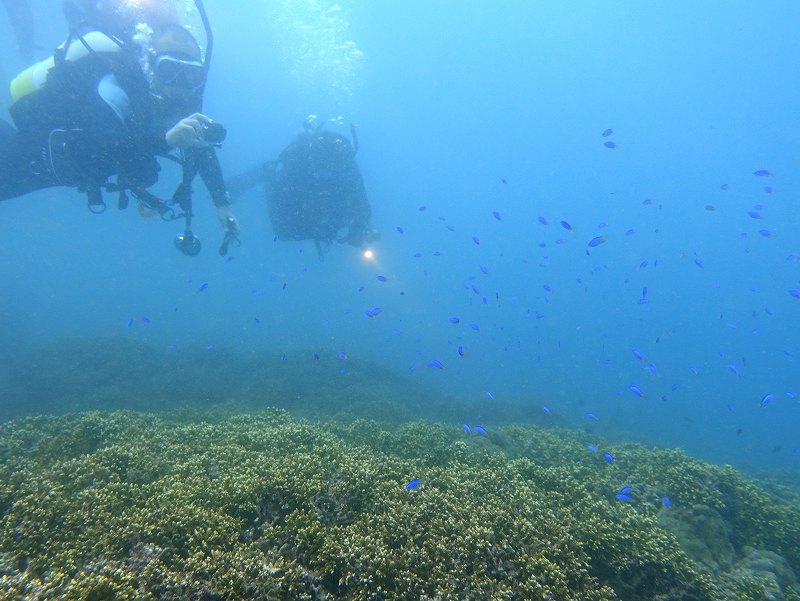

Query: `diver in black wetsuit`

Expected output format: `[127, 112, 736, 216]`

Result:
[228, 116, 376, 257]
[0, 0, 239, 256]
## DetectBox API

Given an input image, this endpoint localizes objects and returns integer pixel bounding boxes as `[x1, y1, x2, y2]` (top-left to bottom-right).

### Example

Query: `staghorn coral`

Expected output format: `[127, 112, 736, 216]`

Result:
[0, 409, 797, 600]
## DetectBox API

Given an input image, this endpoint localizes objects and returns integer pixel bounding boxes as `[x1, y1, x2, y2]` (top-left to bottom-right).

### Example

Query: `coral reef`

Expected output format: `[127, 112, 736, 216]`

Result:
[0, 409, 798, 600]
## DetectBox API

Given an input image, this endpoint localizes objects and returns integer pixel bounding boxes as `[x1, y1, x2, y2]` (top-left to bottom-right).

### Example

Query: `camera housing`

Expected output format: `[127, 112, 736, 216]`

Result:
[174, 230, 202, 256]
[202, 121, 227, 146]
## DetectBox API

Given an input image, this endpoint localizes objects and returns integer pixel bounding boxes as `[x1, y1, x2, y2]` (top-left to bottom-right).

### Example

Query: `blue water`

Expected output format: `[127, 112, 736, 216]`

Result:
[1, 1, 799, 473]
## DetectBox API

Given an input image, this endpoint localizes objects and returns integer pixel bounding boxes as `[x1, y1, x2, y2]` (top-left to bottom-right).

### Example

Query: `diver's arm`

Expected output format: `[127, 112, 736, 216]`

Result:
[189, 146, 240, 252]
[225, 164, 266, 202]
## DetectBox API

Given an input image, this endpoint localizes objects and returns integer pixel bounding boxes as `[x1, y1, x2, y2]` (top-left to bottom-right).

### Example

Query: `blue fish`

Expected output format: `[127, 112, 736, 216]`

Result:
[376, 275, 388, 282]
[365, 307, 383, 318]
[586, 412, 599, 421]
[601, 128, 613, 137]
[629, 384, 645, 398]
[472, 235, 481, 245]
[542, 405, 552, 415]
[406, 479, 421, 490]
[126, 318, 134, 327]
[662, 497, 672, 508]
[485, 391, 495, 401]
[449, 317, 460, 324]
[396, 226, 404, 234]
[587, 444, 598, 453]
[428, 359, 445, 370]
[479, 265, 489, 275]
[759, 393, 774, 408]
[560, 220, 574, 231]
[463, 424, 471, 434]
[538, 215, 548, 226]
[492, 211, 502, 221]
[604, 140, 617, 149]
[619, 486, 633, 495]
[603, 452, 615, 464]
[588, 235, 607, 247]
[474, 425, 488, 436]
[615, 493, 632, 502]
[753, 169, 772, 176]
[457, 345, 465, 357]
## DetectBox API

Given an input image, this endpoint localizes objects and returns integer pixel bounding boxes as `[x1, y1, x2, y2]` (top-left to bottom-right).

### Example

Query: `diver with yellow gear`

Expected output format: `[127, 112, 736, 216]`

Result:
[0, 0, 239, 256]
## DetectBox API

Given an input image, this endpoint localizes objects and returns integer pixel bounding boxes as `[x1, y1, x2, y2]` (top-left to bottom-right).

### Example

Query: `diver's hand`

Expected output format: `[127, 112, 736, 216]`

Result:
[217, 205, 240, 255]
[165, 113, 214, 149]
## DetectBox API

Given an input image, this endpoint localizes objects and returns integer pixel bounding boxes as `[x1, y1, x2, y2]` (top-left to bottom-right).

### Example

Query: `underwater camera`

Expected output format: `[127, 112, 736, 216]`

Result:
[202, 121, 227, 146]
[174, 229, 202, 256]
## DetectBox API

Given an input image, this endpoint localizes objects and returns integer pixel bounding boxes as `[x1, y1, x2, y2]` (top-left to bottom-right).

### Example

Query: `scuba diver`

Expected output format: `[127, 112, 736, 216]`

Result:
[228, 115, 376, 257]
[0, 0, 239, 256]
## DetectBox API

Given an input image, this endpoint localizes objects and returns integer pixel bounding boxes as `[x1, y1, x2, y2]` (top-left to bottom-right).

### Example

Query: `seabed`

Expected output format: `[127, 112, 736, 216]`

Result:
[0, 405, 798, 600]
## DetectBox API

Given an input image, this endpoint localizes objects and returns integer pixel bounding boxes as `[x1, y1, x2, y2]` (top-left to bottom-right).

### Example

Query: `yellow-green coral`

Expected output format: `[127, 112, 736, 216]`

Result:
[0, 409, 797, 600]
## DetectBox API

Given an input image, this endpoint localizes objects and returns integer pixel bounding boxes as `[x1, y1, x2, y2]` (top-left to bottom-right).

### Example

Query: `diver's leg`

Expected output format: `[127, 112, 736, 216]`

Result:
[0, 127, 59, 201]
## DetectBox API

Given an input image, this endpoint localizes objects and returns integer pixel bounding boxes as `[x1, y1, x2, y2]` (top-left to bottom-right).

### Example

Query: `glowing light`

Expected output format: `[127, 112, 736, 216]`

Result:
[363, 249, 374, 260]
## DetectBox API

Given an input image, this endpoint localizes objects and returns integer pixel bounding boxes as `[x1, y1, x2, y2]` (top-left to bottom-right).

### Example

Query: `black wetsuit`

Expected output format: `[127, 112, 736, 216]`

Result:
[0, 31, 228, 209]
[229, 129, 371, 252]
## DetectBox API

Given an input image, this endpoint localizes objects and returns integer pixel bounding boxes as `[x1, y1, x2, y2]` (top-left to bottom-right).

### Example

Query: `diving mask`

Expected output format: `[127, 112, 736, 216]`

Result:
[153, 53, 206, 90]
